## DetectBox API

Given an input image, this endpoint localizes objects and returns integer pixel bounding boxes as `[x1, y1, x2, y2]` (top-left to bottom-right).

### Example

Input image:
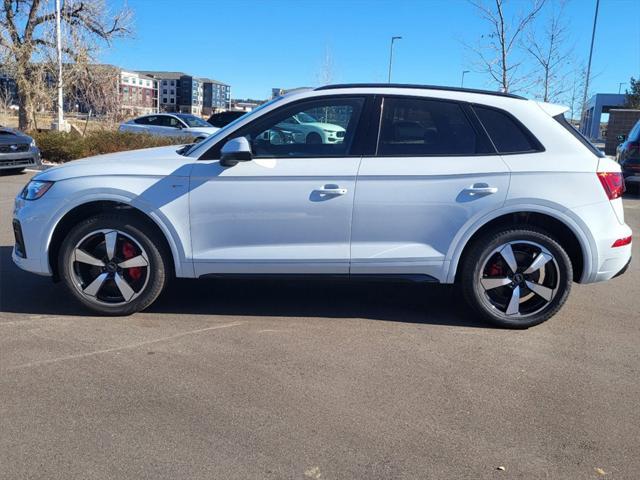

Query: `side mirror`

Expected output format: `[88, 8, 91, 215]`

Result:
[220, 137, 252, 167]
[617, 134, 626, 143]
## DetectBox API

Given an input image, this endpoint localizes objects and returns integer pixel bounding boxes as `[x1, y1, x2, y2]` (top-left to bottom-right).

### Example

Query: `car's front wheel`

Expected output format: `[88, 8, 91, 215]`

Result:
[59, 213, 169, 315]
[460, 227, 572, 328]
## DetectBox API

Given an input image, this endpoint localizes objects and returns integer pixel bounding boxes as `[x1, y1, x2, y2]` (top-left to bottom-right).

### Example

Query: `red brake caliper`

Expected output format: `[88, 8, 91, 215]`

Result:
[122, 241, 142, 281]
[487, 260, 503, 277]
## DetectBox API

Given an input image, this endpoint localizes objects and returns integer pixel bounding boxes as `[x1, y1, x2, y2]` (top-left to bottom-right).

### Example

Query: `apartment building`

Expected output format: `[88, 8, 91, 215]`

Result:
[138, 71, 209, 115]
[119, 70, 158, 115]
[201, 78, 231, 115]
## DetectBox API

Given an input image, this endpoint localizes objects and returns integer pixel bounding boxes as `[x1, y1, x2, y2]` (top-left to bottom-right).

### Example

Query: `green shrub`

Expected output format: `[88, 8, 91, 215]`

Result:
[29, 130, 195, 163]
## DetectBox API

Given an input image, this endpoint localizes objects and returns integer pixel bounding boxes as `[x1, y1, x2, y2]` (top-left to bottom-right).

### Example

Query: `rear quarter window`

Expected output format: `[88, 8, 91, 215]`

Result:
[473, 105, 543, 154]
[553, 113, 604, 158]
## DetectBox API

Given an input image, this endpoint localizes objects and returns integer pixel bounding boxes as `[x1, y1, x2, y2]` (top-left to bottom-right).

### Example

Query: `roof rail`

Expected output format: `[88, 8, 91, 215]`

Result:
[315, 83, 526, 100]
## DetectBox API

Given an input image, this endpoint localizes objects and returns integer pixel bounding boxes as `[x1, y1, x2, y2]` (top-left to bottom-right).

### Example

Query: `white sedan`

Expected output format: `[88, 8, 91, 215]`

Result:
[119, 113, 218, 142]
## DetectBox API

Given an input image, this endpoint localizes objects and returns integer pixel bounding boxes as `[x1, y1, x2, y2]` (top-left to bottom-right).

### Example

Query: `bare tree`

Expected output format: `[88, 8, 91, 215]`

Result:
[0, 82, 13, 123]
[466, 0, 546, 93]
[524, 0, 573, 102]
[0, 0, 131, 130]
[316, 45, 335, 86]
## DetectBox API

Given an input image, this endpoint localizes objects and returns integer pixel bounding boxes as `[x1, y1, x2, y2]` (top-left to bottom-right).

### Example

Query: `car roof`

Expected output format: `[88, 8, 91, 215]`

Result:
[315, 83, 526, 100]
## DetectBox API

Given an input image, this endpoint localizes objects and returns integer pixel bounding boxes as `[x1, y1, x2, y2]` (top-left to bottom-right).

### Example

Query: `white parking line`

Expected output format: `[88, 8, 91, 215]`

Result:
[3, 321, 243, 372]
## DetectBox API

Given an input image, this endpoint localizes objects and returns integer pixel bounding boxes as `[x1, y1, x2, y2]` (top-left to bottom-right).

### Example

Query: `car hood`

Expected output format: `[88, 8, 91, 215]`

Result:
[308, 122, 345, 132]
[0, 127, 32, 144]
[185, 126, 219, 135]
[34, 145, 195, 182]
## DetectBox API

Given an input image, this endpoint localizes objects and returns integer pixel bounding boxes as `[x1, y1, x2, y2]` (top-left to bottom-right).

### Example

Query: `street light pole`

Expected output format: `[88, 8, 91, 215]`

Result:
[618, 82, 626, 94]
[580, 0, 600, 133]
[387, 36, 402, 83]
[53, 0, 68, 131]
[461, 70, 470, 88]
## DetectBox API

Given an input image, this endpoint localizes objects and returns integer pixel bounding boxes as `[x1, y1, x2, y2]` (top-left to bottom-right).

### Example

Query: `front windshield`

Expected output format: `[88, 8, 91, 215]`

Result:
[296, 112, 318, 123]
[176, 114, 211, 128]
[182, 95, 287, 156]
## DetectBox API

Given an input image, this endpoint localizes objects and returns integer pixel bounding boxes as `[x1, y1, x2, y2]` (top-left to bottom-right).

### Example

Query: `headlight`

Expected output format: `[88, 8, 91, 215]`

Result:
[20, 180, 53, 200]
[30, 138, 36, 147]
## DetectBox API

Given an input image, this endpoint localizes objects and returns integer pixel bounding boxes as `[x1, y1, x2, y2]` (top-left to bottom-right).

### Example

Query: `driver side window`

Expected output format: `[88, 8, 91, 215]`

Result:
[234, 97, 364, 158]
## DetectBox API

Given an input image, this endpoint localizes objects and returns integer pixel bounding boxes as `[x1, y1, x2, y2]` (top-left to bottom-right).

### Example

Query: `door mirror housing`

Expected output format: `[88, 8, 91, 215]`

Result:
[617, 134, 627, 143]
[220, 137, 252, 167]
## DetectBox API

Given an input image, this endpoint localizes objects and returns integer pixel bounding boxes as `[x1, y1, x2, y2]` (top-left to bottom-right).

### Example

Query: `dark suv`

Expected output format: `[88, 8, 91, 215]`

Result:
[207, 110, 246, 128]
[616, 119, 640, 193]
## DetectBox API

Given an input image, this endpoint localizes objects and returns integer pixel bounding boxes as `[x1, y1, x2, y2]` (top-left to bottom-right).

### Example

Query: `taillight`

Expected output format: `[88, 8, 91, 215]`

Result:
[597, 172, 625, 200]
[612, 236, 632, 248]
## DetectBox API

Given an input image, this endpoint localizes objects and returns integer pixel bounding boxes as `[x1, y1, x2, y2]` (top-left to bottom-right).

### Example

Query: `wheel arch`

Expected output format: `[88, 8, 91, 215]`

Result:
[47, 200, 183, 281]
[447, 207, 595, 284]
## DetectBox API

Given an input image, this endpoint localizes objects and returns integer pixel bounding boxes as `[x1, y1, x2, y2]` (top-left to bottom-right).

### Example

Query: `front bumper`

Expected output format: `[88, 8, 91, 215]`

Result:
[0, 148, 41, 170]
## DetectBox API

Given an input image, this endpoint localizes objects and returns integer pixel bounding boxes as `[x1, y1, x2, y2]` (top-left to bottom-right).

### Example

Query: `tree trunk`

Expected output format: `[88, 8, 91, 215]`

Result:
[17, 90, 33, 131]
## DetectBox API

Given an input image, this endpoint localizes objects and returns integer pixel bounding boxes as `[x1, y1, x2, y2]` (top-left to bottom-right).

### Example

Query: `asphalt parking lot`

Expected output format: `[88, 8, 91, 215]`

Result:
[1, 171, 639, 479]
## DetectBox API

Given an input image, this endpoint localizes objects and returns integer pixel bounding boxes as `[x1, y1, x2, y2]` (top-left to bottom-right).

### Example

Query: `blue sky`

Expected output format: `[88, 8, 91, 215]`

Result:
[102, 0, 640, 101]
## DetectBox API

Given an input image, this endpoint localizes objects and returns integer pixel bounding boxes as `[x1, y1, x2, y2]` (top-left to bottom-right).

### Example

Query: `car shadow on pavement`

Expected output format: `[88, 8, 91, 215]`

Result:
[0, 246, 488, 328]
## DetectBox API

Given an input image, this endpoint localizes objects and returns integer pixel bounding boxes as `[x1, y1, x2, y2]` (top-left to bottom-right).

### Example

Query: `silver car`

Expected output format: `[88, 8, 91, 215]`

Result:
[0, 126, 41, 174]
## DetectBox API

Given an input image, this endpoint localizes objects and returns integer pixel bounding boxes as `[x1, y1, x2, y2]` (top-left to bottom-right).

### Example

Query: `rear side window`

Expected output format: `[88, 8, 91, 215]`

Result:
[474, 105, 542, 154]
[378, 97, 488, 156]
[134, 117, 151, 125]
[553, 113, 604, 158]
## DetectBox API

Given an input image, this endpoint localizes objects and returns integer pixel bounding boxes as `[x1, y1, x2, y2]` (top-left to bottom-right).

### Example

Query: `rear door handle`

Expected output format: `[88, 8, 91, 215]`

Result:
[465, 183, 498, 195]
[315, 184, 347, 196]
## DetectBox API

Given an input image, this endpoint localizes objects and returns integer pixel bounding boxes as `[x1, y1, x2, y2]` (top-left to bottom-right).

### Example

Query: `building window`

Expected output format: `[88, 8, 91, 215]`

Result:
[170, 98, 174, 104]
[163, 89, 167, 94]
[162, 97, 168, 103]
[162, 80, 167, 85]
[170, 80, 175, 86]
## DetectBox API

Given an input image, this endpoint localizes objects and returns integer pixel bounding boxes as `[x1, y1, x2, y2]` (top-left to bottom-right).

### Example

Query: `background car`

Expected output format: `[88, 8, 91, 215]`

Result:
[616, 119, 640, 193]
[119, 113, 218, 142]
[272, 112, 346, 144]
[207, 110, 246, 128]
[0, 126, 41, 175]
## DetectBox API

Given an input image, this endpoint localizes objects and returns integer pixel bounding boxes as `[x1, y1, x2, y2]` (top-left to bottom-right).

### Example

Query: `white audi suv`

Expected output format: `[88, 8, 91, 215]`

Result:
[12, 84, 632, 328]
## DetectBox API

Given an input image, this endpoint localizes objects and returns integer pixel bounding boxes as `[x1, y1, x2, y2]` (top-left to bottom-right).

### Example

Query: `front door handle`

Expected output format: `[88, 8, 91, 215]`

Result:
[315, 184, 347, 196]
[465, 183, 498, 195]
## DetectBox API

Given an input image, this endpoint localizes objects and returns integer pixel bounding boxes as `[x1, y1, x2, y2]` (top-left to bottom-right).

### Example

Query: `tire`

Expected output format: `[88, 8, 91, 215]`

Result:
[460, 226, 572, 329]
[59, 213, 170, 315]
[306, 132, 323, 144]
[0, 167, 26, 175]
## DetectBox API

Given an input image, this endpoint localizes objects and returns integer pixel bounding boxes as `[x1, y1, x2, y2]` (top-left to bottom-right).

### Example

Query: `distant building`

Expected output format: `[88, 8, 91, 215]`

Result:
[580, 93, 626, 141]
[139, 71, 229, 116]
[137, 71, 185, 113]
[119, 70, 158, 115]
[201, 78, 230, 115]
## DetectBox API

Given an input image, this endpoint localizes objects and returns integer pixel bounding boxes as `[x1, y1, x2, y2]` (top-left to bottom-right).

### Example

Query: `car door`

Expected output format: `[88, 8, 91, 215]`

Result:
[351, 95, 510, 282]
[189, 95, 370, 276]
[157, 115, 185, 137]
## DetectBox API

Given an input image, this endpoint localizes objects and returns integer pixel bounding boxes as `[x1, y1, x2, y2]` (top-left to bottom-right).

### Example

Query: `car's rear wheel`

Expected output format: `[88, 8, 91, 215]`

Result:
[59, 213, 169, 315]
[460, 227, 572, 328]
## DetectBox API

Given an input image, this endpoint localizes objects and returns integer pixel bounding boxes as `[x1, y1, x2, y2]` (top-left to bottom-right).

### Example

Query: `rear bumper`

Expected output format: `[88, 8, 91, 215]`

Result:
[613, 257, 632, 279]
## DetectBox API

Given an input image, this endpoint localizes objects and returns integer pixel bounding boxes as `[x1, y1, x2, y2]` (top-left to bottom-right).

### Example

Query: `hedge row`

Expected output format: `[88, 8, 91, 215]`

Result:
[30, 130, 194, 163]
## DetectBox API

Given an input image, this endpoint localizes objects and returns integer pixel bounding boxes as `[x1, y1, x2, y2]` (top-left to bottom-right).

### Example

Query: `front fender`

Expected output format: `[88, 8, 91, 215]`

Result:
[42, 185, 192, 278]
[444, 201, 596, 284]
